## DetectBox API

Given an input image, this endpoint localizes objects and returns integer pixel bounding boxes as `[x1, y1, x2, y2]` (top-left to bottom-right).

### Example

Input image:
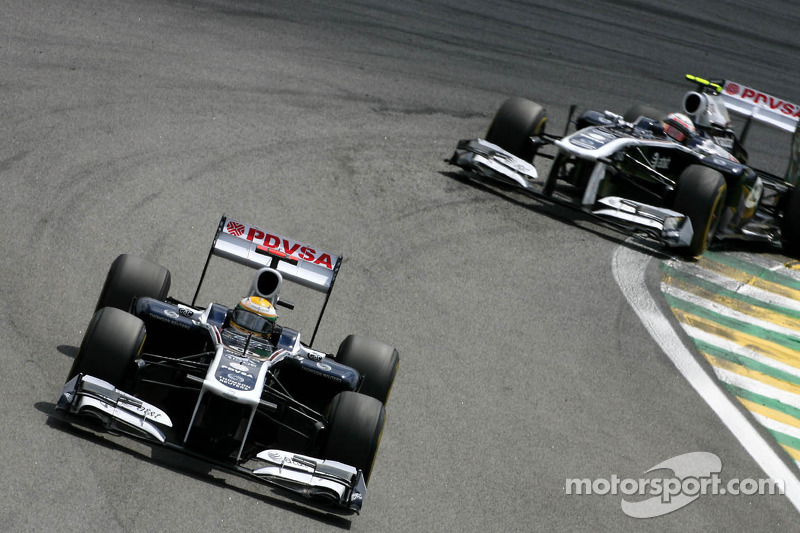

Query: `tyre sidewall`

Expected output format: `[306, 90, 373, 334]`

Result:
[485, 97, 547, 162]
[324, 391, 386, 483]
[673, 165, 727, 256]
[336, 335, 399, 404]
[96, 254, 171, 312]
[68, 307, 146, 387]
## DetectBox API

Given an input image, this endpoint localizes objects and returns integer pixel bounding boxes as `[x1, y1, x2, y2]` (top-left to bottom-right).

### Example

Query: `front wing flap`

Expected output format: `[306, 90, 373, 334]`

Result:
[54, 374, 367, 514]
[449, 138, 539, 189]
[449, 139, 695, 248]
[56, 375, 173, 442]
[254, 450, 366, 514]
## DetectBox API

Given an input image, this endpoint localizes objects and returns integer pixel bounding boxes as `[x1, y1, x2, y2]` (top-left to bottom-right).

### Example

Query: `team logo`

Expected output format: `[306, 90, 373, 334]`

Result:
[650, 153, 671, 170]
[228, 361, 251, 372]
[724, 82, 740, 95]
[226, 221, 245, 236]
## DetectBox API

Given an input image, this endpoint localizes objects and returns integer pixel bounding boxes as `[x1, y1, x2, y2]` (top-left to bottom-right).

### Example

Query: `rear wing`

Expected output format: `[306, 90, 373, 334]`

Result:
[718, 79, 800, 134]
[687, 75, 800, 185]
[192, 215, 343, 346]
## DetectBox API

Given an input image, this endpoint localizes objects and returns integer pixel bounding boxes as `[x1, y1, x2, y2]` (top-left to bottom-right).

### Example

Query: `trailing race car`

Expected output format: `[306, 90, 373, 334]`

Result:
[54, 215, 399, 515]
[449, 74, 800, 256]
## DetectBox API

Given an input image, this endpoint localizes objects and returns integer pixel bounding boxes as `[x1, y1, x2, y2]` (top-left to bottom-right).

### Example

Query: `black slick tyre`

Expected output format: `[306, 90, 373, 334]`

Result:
[672, 165, 727, 257]
[782, 186, 800, 256]
[67, 307, 146, 387]
[324, 391, 386, 484]
[485, 97, 547, 162]
[336, 335, 399, 404]
[95, 254, 171, 312]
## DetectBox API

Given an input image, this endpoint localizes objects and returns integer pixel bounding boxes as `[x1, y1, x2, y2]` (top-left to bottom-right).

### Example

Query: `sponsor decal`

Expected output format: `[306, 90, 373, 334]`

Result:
[743, 178, 764, 210]
[164, 309, 179, 319]
[724, 82, 740, 95]
[724, 81, 800, 118]
[650, 153, 671, 170]
[222, 219, 337, 270]
[316, 362, 332, 371]
[148, 311, 190, 329]
[712, 135, 734, 149]
[135, 405, 163, 421]
[222, 364, 254, 379]
[178, 307, 194, 317]
[228, 361, 251, 372]
[226, 221, 246, 236]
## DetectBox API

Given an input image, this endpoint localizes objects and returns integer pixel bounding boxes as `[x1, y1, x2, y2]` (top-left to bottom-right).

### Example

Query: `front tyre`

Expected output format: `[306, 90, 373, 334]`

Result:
[485, 97, 547, 162]
[67, 307, 146, 387]
[336, 335, 399, 404]
[324, 391, 386, 484]
[96, 254, 171, 312]
[672, 165, 727, 257]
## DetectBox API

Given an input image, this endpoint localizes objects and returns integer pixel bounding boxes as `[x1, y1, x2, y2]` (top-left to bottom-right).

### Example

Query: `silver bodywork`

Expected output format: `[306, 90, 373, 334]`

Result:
[450, 136, 695, 248]
[56, 313, 367, 513]
[54, 216, 371, 514]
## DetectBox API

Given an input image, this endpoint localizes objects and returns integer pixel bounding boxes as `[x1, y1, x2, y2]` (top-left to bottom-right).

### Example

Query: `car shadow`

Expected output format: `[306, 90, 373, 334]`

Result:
[440, 169, 677, 261]
[57, 345, 78, 359]
[36, 401, 354, 529]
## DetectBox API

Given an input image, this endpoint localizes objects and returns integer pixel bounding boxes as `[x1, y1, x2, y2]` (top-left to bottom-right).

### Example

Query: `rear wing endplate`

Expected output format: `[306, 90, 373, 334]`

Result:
[192, 215, 343, 346]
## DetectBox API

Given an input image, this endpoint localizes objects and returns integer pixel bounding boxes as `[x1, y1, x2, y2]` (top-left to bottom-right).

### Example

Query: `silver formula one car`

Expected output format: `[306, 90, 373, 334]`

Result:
[54, 216, 399, 514]
[449, 75, 800, 256]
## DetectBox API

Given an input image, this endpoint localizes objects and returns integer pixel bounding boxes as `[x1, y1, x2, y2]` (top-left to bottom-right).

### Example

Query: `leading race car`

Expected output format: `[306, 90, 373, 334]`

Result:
[53, 215, 400, 515]
[449, 74, 800, 257]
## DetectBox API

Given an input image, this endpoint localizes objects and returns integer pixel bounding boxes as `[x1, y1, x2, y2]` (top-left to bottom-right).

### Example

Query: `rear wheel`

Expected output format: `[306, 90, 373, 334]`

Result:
[673, 165, 727, 256]
[336, 335, 399, 404]
[781, 186, 800, 256]
[485, 97, 547, 162]
[323, 391, 386, 484]
[67, 307, 146, 387]
[96, 254, 171, 312]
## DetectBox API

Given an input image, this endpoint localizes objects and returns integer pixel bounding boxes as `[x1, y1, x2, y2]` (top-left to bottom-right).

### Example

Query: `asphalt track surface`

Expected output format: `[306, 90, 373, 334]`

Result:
[3, 1, 800, 531]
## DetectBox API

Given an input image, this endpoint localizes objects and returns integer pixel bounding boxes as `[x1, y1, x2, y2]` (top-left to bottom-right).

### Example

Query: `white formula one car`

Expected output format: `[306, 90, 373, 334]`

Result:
[54, 215, 399, 514]
[449, 75, 800, 256]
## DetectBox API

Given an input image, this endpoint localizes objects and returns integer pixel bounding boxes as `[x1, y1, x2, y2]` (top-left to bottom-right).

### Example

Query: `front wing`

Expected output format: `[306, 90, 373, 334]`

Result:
[54, 374, 367, 514]
[449, 138, 694, 249]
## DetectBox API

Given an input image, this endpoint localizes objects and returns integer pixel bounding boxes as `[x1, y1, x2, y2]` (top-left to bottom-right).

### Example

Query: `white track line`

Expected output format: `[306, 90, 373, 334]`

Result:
[613, 244, 800, 511]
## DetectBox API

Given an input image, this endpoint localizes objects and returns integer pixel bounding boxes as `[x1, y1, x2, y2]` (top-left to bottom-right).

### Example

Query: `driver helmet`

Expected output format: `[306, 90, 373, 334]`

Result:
[663, 112, 696, 143]
[230, 296, 277, 338]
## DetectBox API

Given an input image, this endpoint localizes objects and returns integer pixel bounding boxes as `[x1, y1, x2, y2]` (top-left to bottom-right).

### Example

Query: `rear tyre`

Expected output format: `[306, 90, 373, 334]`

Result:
[324, 391, 386, 484]
[623, 104, 665, 123]
[336, 335, 399, 404]
[95, 254, 171, 312]
[781, 186, 800, 256]
[485, 97, 547, 162]
[672, 165, 727, 257]
[67, 307, 146, 387]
